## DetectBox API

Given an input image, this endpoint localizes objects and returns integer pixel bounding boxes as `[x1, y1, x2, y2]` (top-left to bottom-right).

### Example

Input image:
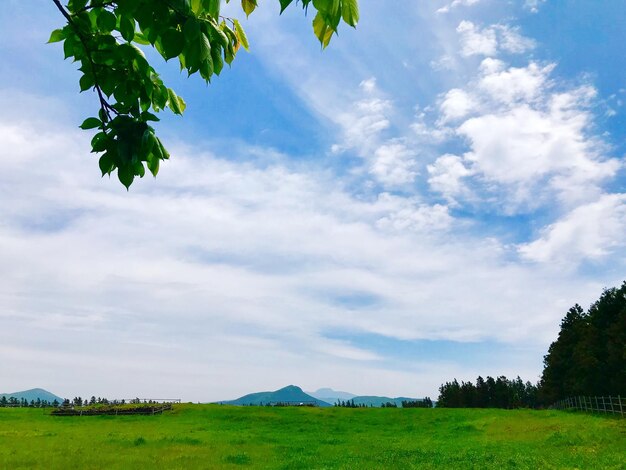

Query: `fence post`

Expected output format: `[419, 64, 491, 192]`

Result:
[619, 396, 623, 417]
[609, 396, 615, 415]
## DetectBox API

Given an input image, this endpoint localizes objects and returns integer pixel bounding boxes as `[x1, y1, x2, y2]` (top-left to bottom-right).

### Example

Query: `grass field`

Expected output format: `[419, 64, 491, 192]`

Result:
[1, 405, 624, 469]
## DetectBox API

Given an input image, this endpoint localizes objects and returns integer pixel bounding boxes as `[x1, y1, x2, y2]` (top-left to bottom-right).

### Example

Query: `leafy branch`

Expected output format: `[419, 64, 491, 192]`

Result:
[50, 0, 359, 188]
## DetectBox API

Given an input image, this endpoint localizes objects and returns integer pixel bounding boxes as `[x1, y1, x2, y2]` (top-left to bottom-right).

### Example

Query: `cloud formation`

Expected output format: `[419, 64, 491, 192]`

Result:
[429, 59, 620, 213]
[457, 21, 535, 57]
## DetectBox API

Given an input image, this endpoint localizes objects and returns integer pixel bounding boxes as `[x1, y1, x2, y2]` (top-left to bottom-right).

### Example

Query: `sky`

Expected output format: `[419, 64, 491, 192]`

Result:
[0, 0, 624, 402]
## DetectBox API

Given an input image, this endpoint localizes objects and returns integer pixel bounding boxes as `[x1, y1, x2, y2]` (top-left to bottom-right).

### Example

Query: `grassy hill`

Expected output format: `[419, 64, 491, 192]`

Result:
[0, 405, 624, 468]
[0, 388, 62, 403]
[218, 385, 332, 407]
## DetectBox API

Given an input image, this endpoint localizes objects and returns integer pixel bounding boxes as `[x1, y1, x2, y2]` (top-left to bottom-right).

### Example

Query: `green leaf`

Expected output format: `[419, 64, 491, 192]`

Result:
[91, 132, 109, 152]
[279, 0, 294, 13]
[97, 10, 117, 34]
[133, 32, 151, 45]
[119, 15, 136, 42]
[206, 0, 221, 18]
[199, 32, 212, 62]
[312, 12, 333, 48]
[63, 35, 75, 59]
[156, 137, 170, 159]
[183, 17, 201, 43]
[47, 29, 66, 44]
[99, 152, 114, 176]
[341, 0, 359, 27]
[140, 111, 160, 122]
[207, 21, 228, 48]
[167, 88, 186, 115]
[191, 0, 203, 15]
[117, 164, 135, 189]
[241, 0, 257, 17]
[80, 117, 102, 130]
[312, 0, 332, 12]
[67, 0, 88, 13]
[210, 44, 224, 75]
[199, 54, 214, 80]
[233, 19, 249, 51]
[140, 128, 155, 156]
[79, 73, 95, 91]
[160, 29, 185, 60]
[133, 161, 146, 178]
[147, 153, 160, 177]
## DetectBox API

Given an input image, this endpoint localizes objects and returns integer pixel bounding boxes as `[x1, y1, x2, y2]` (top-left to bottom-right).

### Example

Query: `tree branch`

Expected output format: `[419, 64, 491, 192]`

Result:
[51, 0, 117, 124]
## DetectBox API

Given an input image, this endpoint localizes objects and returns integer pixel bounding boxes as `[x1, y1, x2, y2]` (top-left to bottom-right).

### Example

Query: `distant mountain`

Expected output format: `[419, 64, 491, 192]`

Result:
[307, 388, 357, 404]
[0, 388, 63, 403]
[218, 385, 332, 407]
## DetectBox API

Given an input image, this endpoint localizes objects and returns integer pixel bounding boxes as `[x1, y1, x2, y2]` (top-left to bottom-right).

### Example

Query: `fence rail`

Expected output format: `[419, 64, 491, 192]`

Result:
[552, 395, 624, 417]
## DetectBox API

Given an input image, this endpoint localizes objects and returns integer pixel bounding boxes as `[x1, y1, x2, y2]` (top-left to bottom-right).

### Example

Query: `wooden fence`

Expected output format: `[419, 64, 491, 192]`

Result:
[552, 396, 625, 417]
[51, 403, 175, 416]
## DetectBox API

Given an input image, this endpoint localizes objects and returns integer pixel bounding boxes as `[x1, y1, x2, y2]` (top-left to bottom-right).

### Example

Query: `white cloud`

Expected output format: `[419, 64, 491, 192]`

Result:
[427, 154, 474, 203]
[437, 0, 482, 14]
[457, 21, 498, 57]
[429, 60, 621, 212]
[478, 61, 552, 104]
[524, 0, 546, 13]
[332, 77, 392, 155]
[519, 194, 626, 264]
[375, 193, 454, 232]
[498, 25, 536, 54]
[2, 106, 617, 401]
[369, 143, 418, 187]
[457, 21, 535, 57]
[440, 88, 477, 122]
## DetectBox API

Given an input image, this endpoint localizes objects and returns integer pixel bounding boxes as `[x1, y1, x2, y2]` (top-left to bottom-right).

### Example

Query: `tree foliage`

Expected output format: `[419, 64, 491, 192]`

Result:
[437, 376, 539, 409]
[49, 0, 359, 188]
[539, 282, 626, 404]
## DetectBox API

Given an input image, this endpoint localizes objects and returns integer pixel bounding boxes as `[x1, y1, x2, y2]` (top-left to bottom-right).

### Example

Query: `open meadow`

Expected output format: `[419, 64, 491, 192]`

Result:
[1, 405, 624, 469]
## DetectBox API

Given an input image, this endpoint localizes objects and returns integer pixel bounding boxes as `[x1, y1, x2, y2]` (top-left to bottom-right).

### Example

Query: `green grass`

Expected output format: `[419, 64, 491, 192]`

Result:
[1, 405, 624, 469]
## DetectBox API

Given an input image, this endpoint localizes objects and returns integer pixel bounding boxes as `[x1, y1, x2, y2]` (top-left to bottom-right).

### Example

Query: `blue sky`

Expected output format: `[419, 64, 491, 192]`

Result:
[0, 0, 624, 401]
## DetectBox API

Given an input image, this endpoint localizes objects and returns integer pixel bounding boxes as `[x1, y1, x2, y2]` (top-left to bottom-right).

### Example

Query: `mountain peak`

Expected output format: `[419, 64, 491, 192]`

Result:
[218, 385, 331, 407]
[277, 385, 303, 392]
[0, 388, 63, 403]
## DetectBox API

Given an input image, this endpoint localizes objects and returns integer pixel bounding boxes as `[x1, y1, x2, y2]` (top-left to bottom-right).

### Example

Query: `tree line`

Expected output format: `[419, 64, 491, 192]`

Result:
[0, 396, 162, 408]
[334, 398, 433, 408]
[0, 396, 60, 408]
[402, 398, 433, 408]
[437, 281, 625, 408]
[437, 376, 538, 409]
[334, 399, 368, 408]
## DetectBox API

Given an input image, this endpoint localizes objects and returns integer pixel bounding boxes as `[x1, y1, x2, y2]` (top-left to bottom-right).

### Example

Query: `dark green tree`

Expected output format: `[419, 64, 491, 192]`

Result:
[539, 282, 626, 403]
[539, 282, 626, 405]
